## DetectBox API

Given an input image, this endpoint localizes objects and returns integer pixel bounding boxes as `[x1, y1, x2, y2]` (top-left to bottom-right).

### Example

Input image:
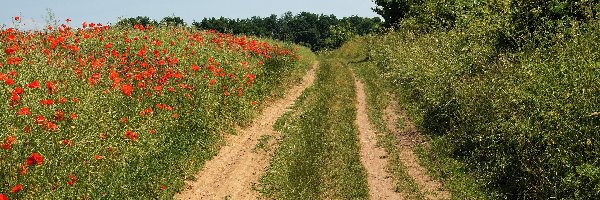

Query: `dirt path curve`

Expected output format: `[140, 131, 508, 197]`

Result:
[175, 62, 319, 200]
[384, 100, 450, 200]
[354, 75, 405, 200]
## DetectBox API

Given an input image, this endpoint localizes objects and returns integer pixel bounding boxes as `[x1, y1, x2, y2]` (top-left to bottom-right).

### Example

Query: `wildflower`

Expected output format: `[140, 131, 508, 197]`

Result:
[121, 84, 133, 96]
[10, 184, 22, 193]
[1, 135, 17, 150]
[252, 101, 257, 106]
[0, 193, 7, 200]
[4, 78, 14, 85]
[17, 107, 30, 116]
[124, 130, 139, 142]
[33, 116, 46, 126]
[46, 81, 57, 94]
[62, 140, 73, 146]
[26, 152, 44, 166]
[191, 64, 201, 71]
[39, 99, 54, 106]
[67, 174, 77, 186]
[27, 80, 40, 89]
[14, 16, 20, 21]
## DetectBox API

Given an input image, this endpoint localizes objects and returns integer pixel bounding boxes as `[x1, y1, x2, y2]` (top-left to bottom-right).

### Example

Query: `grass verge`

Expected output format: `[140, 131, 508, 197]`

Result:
[258, 57, 369, 199]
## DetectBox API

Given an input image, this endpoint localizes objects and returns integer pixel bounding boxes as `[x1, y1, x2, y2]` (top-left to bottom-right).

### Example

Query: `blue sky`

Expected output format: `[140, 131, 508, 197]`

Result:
[1, 0, 380, 29]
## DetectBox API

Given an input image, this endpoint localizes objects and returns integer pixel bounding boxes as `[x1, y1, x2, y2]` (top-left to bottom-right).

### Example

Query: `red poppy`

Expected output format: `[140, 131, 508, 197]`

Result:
[1, 135, 17, 150]
[26, 152, 43, 166]
[70, 113, 77, 120]
[27, 80, 40, 89]
[66, 18, 71, 23]
[62, 139, 73, 146]
[191, 64, 201, 71]
[45, 122, 58, 132]
[67, 174, 77, 186]
[14, 16, 20, 21]
[124, 130, 139, 142]
[120, 84, 133, 96]
[95, 155, 102, 160]
[4, 78, 14, 85]
[13, 87, 24, 95]
[55, 110, 65, 121]
[209, 79, 216, 86]
[17, 107, 30, 116]
[33, 116, 46, 125]
[10, 184, 22, 193]
[39, 99, 54, 106]
[46, 81, 57, 94]
[251, 101, 257, 106]
[58, 96, 68, 104]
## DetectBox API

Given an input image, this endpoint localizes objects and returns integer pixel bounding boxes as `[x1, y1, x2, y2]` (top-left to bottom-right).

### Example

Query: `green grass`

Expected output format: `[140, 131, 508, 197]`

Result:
[258, 57, 369, 199]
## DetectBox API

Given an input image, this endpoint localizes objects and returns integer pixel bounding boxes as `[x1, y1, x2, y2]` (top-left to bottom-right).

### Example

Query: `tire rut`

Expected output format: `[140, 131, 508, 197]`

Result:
[354, 73, 405, 200]
[384, 99, 450, 200]
[175, 61, 319, 200]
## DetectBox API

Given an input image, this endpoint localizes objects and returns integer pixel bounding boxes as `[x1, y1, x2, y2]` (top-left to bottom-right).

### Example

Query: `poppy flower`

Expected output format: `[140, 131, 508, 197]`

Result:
[39, 99, 54, 106]
[10, 184, 22, 193]
[0, 194, 8, 200]
[120, 84, 133, 96]
[27, 80, 40, 89]
[33, 116, 46, 125]
[124, 130, 139, 142]
[191, 64, 201, 71]
[251, 101, 257, 106]
[1, 135, 17, 150]
[14, 16, 20, 21]
[17, 107, 30, 116]
[4, 78, 14, 85]
[58, 96, 68, 104]
[209, 79, 216, 86]
[46, 81, 57, 94]
[67, 174, 77, 186]
[26, 152, 43, 166]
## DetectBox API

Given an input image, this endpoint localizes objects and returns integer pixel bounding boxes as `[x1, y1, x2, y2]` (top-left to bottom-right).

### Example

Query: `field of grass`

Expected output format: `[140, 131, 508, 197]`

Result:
[258, 56, 368, 199]
[0, 22, 314, 199]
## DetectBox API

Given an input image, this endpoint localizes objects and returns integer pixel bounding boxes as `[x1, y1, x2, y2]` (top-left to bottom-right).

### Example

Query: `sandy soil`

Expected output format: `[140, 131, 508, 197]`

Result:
[175, 62, 319, 200]
[354, 76, 405, 200]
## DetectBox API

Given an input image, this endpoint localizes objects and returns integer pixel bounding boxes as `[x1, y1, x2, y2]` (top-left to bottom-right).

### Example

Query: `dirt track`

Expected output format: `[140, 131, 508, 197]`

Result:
[354, 75, 405, 200]
[175, 62, 318, 200]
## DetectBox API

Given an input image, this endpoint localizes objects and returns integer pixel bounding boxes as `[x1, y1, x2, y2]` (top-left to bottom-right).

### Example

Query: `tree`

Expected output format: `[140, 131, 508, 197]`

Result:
[115, 16, 158, 27]
[160, 16, 186, 27]
[372, 0, 418, 27]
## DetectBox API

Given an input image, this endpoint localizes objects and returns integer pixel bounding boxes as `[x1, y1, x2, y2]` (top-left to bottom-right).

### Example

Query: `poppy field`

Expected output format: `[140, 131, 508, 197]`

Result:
[0, 17, 314, 199]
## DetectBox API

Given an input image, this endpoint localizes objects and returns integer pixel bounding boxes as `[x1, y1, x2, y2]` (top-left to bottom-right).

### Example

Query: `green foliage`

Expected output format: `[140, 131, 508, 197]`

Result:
[372, 0, 418, 27]
[160, 16, 186, 27]
[115, 16, 159, 27]
[192, 12, 382, 51]
[359, 0, 599, 198]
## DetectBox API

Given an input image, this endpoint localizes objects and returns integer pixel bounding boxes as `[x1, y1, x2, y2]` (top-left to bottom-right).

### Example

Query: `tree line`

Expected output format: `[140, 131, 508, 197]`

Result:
[115, 12, 382, 51]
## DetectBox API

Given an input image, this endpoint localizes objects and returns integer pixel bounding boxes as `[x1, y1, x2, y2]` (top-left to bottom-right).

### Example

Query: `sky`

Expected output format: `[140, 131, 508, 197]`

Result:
[1, 0, 380, 30]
